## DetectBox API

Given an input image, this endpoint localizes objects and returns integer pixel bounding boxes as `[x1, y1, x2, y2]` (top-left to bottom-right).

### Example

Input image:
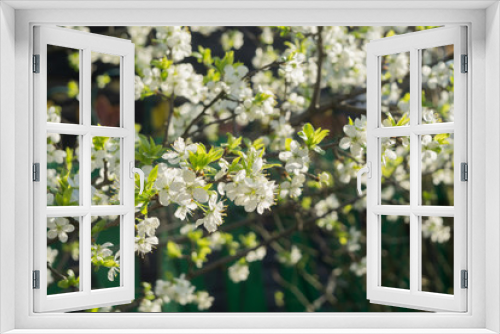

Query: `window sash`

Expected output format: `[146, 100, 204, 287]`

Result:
[33, 25, 136, 313]
[366, 26, 468, 312]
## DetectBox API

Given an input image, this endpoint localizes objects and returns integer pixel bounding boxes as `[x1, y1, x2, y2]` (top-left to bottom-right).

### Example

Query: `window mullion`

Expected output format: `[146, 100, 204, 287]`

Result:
[409, 47, 420, 294]
[81, 47, 92, 294]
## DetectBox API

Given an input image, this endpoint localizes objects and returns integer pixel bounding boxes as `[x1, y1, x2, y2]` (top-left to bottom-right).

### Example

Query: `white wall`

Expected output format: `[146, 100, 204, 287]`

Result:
[0, 2, 16, 333]
[486, 2, 500, 333]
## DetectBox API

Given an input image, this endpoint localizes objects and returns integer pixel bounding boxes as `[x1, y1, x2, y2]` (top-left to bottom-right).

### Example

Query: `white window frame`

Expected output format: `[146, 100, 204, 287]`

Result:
[365, 26, 467, 312]
[1, 1, 499, 333]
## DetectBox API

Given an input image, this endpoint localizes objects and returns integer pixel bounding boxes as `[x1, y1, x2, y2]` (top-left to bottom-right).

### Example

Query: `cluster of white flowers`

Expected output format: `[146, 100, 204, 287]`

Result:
[135, 217, 160, 255]
[138, 63, 204, 104]
[252, 46, 278, 69]
[47, 247, 59, 284]
[422, 61, 453, 90]
[385, 52, 410, 81]
[222, 64, 251, 98]
[91, 137, 120, 205]
[155, 275, 214, 310]
[91, 241, 120, 281]
[314, 194, 340, 217]
[339, 115, 367, 158]
[280, 52, 306, 86]
[190, 26, 221, 37]
[315, 194, 341, 230]
[279, 140, 310, 175]
[323, 26, 367, 92]
[219, 148, 277, 215]
[421, 134, 454, 188]
[195, 195, 225, 233]
[246, 246, 267, 262]
[221, 30, 244, 51]
[138, 298, 163, 312]
[269, 115, 294, 151]
[228, 262, 250, 283]
[422, 216, 451, 243]
[282, 92, 306, 113]
[155, 26, 192, 62]
[280, 174, 306, 198]
[346, 227, 362, 252]
[276, 245, 302, 267]
[350, 257, 367, 277]
[156, 167, 208, 217]
[166, 103, 205, 141]
[234, 87, 277, 125]
[335, 161, 357, 184]
[316, 211, 339, 231]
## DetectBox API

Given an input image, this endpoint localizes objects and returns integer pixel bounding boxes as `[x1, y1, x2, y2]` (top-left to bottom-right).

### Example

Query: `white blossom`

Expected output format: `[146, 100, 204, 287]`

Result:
[280, 173, 306, 198]
[196, 195, 225, 233]
[279, 140, 310, 175]
[339, 115, 367, 158]
[228, 262, 250, 283]
[47, 217, 75, 243]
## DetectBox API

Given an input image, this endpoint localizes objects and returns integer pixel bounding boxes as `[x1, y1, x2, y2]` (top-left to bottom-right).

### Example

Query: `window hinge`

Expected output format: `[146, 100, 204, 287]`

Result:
[33, 54, 40, 73]
[33, 163, 40, 182]
[461, 270, 468, 289]
[461, 162, 468, 181]
[33, 270, 40, 289]
[461, 54, 468, 73]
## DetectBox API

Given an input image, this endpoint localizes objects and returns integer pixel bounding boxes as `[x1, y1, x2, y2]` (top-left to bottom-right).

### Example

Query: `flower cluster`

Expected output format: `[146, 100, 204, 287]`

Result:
[135, 217, 161, 255]
[154, 275, 214, 311]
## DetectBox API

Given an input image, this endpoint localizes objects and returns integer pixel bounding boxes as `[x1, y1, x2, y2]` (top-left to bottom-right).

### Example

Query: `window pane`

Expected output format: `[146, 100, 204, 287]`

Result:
[47, 45, 80, 124]
[91, 137, 121, 205]
[91, 52, 121, 127]
[421, 45, 454, 124]
[91, 216, 121, 290]
[380, 52, 410, 127]
[47, 216, 80, 295]
[47, 133, 80, 206]
[421, 216, 454, 294]
[381, 136, 410, 205]
[381, 215, 410, 289]
[421, 133, 454, 206]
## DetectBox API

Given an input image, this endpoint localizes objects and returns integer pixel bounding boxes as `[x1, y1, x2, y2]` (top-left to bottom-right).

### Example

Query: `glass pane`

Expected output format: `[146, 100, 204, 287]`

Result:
[421, 133, 454, 206]
[47, 45, 80, 124]
[380, 52, 410, 127]
[91, 216, 121, 289]
[91, 52, 121, 127]
[381, 215, 410, 289]
[381, 136, 410, 205]
[91, 137, 121, 205]
[47, 133, 80, 206]
[421, 216, 454, 294]
[47, 216, 80, 294]
[421, 45, 454, 124]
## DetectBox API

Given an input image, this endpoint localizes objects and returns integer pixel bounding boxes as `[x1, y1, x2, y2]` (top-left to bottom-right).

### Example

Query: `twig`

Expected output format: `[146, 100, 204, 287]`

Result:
[181, 91, 226, 138]
[163, 96, 175, 146]
[306, 26, 324, 115]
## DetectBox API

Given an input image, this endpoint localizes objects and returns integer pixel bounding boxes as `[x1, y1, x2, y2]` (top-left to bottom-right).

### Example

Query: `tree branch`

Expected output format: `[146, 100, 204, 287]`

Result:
[181, 91, 226, 138]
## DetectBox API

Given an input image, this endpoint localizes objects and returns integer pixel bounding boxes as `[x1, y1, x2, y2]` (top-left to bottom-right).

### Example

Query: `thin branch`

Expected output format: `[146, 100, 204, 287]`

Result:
[272, 269, 314, 310]
[181, 91, 226, 138]
[307, 26, 324, 115]
[242, 60, 285, 81]
[163, 95, 175, 146]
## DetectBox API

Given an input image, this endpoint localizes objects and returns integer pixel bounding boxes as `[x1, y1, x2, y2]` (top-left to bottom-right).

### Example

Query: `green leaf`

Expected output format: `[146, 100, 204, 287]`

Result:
[167, 241, 183, 258]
